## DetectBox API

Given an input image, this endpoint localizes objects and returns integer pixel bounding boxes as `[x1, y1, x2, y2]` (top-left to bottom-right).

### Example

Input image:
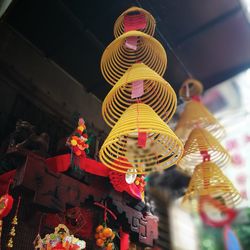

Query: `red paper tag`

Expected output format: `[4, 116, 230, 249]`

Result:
[200, 150, 210, 162]
[131, 80, 144, 98]
[138, 132, 147, 148]
[192, 95, 201, 102]
[124, 13, 146, 32]
[125, 36, 138, 50]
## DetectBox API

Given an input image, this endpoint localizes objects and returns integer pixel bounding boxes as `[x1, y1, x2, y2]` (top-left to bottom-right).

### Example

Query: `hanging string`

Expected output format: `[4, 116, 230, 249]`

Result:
[185, 83, 190, 99]
[14, 197, 21, 217]
[94, 202, 117, 221]
[135, 0, 193, 79]
[38, 213, 44, 235]
[6, 179, 13, 194]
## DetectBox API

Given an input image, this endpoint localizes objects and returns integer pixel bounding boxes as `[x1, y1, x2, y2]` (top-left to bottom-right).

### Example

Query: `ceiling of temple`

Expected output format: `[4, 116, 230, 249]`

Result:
[4, 0, 250, 99]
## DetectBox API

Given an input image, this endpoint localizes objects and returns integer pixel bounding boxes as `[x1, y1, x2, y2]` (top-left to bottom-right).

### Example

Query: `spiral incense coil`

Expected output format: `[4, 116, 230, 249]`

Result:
[179, 78, 204, 101]
[101, 30, 167, 86]
[175, 100, 226, 143]
[102, 63, 177, 127]
[99, 103, 183, 174]
[182, 161, 241, 208]
[114, 6, 156, 37]
[178, 128, 230, 175]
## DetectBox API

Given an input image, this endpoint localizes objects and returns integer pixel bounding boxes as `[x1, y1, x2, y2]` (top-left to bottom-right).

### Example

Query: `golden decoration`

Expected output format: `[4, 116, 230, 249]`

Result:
[102, 62, 177, 127]
[175, 100, 225, 142]
[114, 6, 156, 37]
[99, 103, 183, 174]
[100, 30, 167, 86]
[179, 78, 203, 101]
[178, 128, 230, 174]
[183, 161, 241, 208]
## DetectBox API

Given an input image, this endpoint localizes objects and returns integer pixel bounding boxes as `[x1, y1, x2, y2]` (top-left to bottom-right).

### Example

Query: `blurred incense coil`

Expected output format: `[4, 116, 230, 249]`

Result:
[100, 30, 167, 86]
[175, 100, 226, 142]
[102, 63, 177, 127]
[114, 6, 156, 37]
[99, 103, 183, 174]
[178, 128, 230, 175]
[183, 161, 241, 208]
[179, 78, 203, 101]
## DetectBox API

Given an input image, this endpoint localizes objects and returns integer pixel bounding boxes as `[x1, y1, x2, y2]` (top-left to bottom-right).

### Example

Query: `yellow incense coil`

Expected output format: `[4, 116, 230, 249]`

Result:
[175, 100, 226, 142]
[102, 63, 177, 127]
[99, 103, 183, 174]
[101, 30, 167, 86]
[114, 6, 156, 37]
[183, 161, 241, 208]
[178, 128, 230, 175]
[179, 78, 203, 101]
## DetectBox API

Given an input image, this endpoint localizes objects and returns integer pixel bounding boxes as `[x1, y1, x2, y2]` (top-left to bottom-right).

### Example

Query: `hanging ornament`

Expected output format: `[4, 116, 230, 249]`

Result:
[101, 30, 167, 86]
[0, 194, 13, 220]
[99, 103, 183, 174]
[175, 98, 226, 142]
[102, 62, 177, 127]
[178, 128, 230, 174]
[175, 78, 225, 143]
[125, 168, 137, 184]
[179, 78, 203, 101]
[7, 196, 21, 249]
[94, 202, 117, 250]
[182, 161, 241, 208]
[114, 6, 156, 37]
[199, 196, 242, 250]
[66, 118, 89, 157]
[108, 159, 142, 200]
[36, 224, 86, 249]
[199, 196, 237, 227]
[0, 179, 14, 250]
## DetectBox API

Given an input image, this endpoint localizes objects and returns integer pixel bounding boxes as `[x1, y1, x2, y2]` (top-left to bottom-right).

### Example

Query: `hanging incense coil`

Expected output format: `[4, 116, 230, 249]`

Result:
[99, 103, 183, 174]
[102, 63, 177, 127]
[178, 128, 230, 174]
[114, 6, 156, 37]
[175, 100, 226, 142]
[179, 78, 203, 101]
[101, 30, 167, 86]
[183, 161, 241, 208]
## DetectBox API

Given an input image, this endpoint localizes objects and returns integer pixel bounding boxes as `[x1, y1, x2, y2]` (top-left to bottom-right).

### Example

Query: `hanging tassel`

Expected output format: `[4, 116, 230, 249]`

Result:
[7, 196, 21, 249]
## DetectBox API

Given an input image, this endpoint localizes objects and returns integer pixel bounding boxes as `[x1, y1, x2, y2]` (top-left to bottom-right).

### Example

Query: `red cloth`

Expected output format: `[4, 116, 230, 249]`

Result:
[46, 154, 110, 177]
[47, 155, 143, 200]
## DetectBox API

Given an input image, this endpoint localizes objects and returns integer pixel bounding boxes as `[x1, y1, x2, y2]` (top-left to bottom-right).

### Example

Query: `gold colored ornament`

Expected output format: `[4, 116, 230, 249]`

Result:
[175, 100, 226, 142]
[102, 62, 177, 127]
[114, 6, 156, 37]
[7, 197, 21, 249]
[7, 215, 18, 248]
[179, 78, 203, 101]
[178, 128, 230, 174]
[100, 30, 167, 86]
[99, 103, 183, 174]
[183, 161, 241, 208]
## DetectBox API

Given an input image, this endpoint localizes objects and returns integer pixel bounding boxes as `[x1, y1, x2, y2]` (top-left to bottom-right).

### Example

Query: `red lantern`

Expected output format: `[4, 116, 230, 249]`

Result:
[0, 194, 14, 219]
